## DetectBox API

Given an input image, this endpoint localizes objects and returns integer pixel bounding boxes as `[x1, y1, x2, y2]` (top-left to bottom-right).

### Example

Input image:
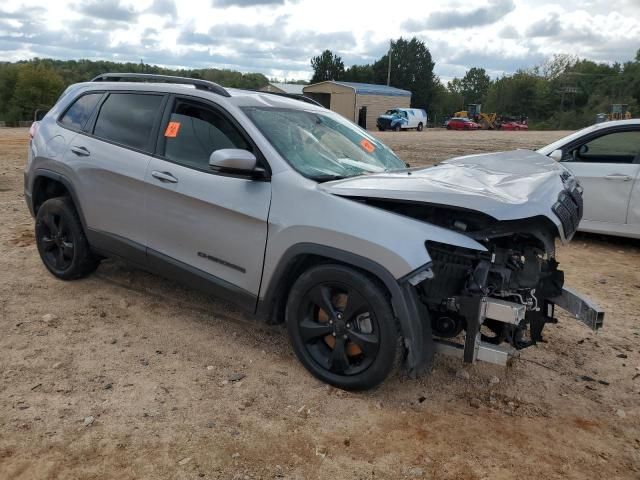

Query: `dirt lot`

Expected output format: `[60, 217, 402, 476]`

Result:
[1, 128, 639, 479]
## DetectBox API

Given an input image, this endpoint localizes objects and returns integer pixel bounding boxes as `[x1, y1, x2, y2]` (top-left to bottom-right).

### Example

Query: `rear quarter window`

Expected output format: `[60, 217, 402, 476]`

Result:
[59, 93, 103, 131]
[93, 93, 164, 151]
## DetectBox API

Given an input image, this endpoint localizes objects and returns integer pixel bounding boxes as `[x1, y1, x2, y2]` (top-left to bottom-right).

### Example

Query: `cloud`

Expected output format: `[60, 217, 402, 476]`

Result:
[525, 13, 561, 37]
[403, 0, 515, 31]
[146, 0, 177, 16]
[0, 6, 46, 21]
[75, 0, 137, 22]
[498, 25, 520, 39]
[213, 0, 288, 7]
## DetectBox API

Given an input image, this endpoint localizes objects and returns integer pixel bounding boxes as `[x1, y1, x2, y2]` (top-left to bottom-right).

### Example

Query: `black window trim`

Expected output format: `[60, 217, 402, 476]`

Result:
[152, 93, 272, 181]
[82, 90, 169, 155]
[56, 90, 106, 134]
[559, 125, 640, 164]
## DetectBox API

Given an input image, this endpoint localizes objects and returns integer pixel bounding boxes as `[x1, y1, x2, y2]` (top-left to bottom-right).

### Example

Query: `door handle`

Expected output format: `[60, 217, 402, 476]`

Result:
[604, 174, 632, 181]
[70, 145, 90, 156]
[151, 171, 178, 183]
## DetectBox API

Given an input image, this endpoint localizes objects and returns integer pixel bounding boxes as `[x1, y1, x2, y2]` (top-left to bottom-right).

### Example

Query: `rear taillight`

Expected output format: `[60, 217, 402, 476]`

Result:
[29, 122, 38, 140]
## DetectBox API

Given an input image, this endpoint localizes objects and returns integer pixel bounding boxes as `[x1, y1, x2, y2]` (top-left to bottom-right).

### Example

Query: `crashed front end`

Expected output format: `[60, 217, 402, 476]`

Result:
[322, 150, 604, 369]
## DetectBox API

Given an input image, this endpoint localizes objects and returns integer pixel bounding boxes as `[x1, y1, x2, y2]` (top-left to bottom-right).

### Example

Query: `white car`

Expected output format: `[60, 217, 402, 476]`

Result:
[537, 119, 640, 239]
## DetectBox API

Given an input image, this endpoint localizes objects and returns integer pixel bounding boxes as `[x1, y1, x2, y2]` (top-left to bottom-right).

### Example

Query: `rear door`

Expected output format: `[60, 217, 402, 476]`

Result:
[144, 95, 271, 301]
[72, 91, 166, 254]
[560, 128, 640, 225]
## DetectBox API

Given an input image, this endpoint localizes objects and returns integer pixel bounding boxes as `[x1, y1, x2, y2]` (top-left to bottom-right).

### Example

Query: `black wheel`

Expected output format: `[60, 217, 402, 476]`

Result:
[446, 125, 452, 130]
[35, 197, 99, 280]
[377, 127, 385, 131]
[285, 264, 401, 390]
[417, 122, 423, 131]
[393, 124, 401, 132]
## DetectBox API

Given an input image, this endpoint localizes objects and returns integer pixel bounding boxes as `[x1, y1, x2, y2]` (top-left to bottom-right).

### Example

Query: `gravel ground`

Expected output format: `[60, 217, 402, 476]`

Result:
[1, 128, 639, 479]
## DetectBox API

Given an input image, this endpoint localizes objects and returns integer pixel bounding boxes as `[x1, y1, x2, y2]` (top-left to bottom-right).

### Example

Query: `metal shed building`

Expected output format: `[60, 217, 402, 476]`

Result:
[302, 81, 411, 129]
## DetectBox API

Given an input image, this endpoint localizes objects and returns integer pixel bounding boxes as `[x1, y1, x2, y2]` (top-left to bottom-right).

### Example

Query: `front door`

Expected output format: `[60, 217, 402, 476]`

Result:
[144, 96, 271, 302]
[561, 129, 640, 225]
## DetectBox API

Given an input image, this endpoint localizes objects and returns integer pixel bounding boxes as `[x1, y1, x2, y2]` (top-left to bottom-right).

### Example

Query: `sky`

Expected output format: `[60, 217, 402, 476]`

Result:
[1, 0, 639, 82]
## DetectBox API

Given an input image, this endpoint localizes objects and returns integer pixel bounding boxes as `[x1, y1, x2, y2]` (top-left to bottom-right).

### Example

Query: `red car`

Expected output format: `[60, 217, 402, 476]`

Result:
[500, 121, 529, 131]
[446, 117, 480, 130]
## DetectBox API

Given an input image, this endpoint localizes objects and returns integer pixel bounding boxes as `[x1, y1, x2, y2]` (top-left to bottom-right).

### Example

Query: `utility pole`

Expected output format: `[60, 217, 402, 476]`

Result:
[386, 42, 392, 86]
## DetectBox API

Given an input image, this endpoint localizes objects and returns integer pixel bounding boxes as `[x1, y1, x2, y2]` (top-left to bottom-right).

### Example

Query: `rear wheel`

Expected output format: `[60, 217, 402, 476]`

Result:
[417, 122, 424, 131]
[285, 264, 401, 390]
[35, 197, 99, 280]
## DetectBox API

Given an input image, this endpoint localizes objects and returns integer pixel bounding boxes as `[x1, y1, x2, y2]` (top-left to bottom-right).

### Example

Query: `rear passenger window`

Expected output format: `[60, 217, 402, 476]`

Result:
[162, 99, 251, 170]
[93, 93, 163, 150]
[60, 93, 102, 130]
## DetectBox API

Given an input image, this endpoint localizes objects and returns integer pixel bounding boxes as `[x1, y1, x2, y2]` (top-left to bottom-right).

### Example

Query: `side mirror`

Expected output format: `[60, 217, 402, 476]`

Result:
[549, 149, 563, 161]
[209, 149, 265, 178]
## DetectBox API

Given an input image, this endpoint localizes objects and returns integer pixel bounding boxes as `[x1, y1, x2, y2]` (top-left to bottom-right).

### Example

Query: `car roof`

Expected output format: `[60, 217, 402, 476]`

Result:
[537, 119, 640, 155]
[72, 80, 326, 112]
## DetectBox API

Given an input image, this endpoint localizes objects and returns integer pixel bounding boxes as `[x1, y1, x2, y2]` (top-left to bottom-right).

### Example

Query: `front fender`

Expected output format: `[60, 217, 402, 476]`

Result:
[259, 242, 434, 376]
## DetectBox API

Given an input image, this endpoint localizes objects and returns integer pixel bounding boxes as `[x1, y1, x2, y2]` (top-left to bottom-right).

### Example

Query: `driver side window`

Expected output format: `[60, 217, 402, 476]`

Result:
[163, 99, 251, 171]
[567, 130, 640, 164]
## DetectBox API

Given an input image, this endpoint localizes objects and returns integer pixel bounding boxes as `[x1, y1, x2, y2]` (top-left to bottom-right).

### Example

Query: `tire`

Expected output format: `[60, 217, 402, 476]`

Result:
[35, 197, 99, 280]
[417, 122, 423, 131]
[378, 127, 385, 131]
[285, 264, 401, 390]
[393, 124, 401, 132]
[446, 125, 452, 130]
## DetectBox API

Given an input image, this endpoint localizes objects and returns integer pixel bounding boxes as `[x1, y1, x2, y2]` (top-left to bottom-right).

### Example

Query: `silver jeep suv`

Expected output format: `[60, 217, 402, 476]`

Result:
[25, 73, 603, 390]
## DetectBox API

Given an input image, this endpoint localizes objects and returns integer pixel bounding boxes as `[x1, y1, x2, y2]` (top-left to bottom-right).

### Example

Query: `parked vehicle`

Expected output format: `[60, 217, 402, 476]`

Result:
[376, 108, 427, 131]
[25, 73, 603, 390]
[537, 119, 640, 239]
[446, 117, 480, 130]
[500, 121, 529, 131]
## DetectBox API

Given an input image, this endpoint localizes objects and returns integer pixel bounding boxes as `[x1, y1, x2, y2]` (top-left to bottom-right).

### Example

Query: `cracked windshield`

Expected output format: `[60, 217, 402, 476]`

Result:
[242, 106, 406, 180]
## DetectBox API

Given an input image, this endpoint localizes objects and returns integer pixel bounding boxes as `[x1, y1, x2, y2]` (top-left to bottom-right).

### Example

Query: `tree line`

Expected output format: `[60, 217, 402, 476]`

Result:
[311, 39, 640, 129]
[1, 44, 639, 129]
[0, 58, 269, 124]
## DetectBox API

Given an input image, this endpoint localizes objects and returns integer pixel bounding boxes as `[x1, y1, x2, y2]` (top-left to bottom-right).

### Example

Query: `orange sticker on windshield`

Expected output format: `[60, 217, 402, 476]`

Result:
[360, 138, 375, 154]
[164, 121, 181, 138]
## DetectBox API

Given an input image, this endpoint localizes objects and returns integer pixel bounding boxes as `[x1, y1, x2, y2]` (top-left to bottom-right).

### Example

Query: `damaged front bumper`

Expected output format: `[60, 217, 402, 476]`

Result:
[433, 287, 604, 366]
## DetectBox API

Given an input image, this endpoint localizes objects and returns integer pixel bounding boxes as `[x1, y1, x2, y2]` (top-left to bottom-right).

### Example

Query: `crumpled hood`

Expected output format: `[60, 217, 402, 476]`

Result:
[320, 149, 573, 236]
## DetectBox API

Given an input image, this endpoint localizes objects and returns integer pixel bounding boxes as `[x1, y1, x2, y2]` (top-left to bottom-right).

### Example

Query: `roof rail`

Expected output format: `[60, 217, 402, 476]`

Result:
[91, 73, 231, 98]
[251, 90, 324, 107]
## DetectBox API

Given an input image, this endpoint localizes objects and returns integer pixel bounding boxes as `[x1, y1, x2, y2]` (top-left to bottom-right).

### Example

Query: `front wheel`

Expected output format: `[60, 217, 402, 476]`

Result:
[285, 264, 401, 390]
[393, 124, 401, 132]
[35, 197, 99, 280]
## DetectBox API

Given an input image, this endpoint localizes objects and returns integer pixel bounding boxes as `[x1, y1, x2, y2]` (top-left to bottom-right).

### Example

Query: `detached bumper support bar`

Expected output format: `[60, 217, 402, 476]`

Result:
[433, 288, 604, 367]
[550, 287, 604, 331]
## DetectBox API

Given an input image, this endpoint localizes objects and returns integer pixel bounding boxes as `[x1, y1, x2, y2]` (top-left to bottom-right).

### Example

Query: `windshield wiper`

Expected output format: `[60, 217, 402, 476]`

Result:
[311, 174, 346, 182]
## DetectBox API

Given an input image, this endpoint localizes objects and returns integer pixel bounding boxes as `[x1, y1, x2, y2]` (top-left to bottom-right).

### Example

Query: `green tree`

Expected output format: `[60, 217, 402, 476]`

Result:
[8, 63, 64, 122]
[344, 64, 374, 83]
[371, 37, 437, 110]
[460, 67, 491, 104]
[310, 50, 345, 82]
